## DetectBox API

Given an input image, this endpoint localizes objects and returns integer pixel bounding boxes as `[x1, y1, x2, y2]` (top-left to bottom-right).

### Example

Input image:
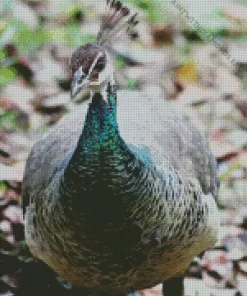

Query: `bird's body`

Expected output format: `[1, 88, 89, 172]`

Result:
[23, 2, 219, 295]
[23, 89, 219, 293]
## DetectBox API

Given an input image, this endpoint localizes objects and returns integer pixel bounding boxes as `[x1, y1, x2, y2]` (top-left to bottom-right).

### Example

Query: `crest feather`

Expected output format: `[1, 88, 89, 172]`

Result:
[97, 0, 138, 45]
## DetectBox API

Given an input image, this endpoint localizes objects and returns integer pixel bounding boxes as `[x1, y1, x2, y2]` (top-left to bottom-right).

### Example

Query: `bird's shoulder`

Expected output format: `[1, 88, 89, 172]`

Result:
[116, 91, 219, 198]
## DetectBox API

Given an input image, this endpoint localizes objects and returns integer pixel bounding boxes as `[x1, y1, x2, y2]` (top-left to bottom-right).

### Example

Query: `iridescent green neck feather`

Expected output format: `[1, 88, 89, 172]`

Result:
[60, 84, 169, 225]
[80, 85, 120, 155]
[61, 84, 139, 195]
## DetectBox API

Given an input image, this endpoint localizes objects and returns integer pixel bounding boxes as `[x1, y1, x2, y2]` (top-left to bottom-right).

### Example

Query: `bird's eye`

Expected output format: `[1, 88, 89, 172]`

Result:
[78, 73, 86, 83]
[73, 59, 81, 71]
[94, 58, 106, 72]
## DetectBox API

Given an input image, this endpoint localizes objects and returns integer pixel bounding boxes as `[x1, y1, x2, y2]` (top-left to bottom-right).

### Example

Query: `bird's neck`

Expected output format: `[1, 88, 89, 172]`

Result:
[60, 82, 165, 211]
[61, 82, 140, 191]
[80, 81, 120, 154]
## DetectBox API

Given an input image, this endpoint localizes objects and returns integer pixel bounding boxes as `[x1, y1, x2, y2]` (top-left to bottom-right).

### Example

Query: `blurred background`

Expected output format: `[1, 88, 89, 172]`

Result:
[1, 0, 247, 295]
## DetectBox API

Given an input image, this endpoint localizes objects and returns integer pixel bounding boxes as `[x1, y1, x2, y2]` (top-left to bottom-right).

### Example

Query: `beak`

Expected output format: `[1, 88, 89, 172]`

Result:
[71, 67, 89, 99]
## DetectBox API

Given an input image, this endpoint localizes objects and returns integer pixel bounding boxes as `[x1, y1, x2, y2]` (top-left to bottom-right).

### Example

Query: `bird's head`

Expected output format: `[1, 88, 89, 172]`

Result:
[70, 42, 112, 99]
[70, 0, 138, 100]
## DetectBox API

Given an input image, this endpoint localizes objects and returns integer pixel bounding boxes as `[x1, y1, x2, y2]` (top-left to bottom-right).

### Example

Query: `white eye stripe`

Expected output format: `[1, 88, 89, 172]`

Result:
[74, 66, 86, 83]
[88, 52, 104, 76]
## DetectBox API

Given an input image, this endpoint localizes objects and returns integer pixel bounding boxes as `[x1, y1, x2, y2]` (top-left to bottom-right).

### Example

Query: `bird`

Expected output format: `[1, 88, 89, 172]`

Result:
[22, 1, 220, 296]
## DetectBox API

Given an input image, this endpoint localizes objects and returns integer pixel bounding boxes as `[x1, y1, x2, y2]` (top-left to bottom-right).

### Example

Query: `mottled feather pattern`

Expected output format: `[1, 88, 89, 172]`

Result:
[23, 90, 219, 292]
[23, 0, 219, 293]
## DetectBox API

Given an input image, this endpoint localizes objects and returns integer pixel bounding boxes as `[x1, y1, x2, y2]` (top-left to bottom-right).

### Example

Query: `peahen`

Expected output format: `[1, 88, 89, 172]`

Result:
[22, 1, 219, 296]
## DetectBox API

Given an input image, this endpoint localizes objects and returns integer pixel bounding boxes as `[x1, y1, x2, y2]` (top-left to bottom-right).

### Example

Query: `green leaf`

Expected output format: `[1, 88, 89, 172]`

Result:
[21, 241, 28, 249]
[63, 24, 95, 47]
[0, 67, 16, 86]
[115, 56, 126, 69]
[0, 49, 6, 61]
[126, 78, 138, 89]
[0, 22, 17, 48]
[206, 8, 224, 21]
[62, 5, 84, 21]
[219, 163, 241, 182]
[126, 0, 154, 11]
[0, 109, 25, 131]
[0, 181, 7, 191]
[125, 0, 169, 24]
[13, 21, 51, 53]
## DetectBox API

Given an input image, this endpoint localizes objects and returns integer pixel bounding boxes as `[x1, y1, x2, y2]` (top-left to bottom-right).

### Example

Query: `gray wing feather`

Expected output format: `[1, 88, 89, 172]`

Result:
[22, 105, 88, 214]
[116, 91, 219, 199]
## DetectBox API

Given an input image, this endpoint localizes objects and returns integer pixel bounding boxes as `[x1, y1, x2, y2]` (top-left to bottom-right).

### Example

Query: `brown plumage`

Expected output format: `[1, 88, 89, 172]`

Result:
[70, 43, 106, 75]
